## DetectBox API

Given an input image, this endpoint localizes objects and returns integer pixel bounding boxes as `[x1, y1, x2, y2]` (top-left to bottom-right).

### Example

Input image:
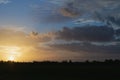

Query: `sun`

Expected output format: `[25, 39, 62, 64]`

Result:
[8, 56, 15, 61]
[4, 46, 22, 61]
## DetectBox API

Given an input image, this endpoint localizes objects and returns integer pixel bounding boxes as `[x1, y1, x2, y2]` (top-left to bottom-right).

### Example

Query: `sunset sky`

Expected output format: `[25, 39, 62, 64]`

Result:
[0, 0, 120, 62]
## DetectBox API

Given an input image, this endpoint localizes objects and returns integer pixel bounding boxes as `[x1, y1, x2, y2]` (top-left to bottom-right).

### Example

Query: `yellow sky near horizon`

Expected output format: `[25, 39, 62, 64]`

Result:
[0, 27, 78, 62]
[0, 27, 51, 61]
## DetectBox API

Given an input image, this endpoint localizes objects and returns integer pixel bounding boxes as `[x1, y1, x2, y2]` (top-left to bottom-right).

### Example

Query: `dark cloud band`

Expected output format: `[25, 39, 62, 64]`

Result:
[55, 26, 114, 42]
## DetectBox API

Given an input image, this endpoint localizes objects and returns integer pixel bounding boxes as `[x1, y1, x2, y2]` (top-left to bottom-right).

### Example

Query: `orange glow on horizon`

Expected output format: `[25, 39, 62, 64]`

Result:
[0, 46, 22, 61]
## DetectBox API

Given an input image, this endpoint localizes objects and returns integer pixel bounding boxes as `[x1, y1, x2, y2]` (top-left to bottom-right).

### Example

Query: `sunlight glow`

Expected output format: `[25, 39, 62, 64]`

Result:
[2, 46, 22, 61]
[8, 56, 15, 61]
[5, 46, 21, 54]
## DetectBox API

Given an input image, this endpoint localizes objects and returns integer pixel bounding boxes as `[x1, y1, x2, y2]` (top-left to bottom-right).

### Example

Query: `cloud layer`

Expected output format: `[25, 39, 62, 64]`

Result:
[33, 0, 120, 24]
[49, 42, 120, 54]
[0, 0, 120, 61]
[55, 26, 114, 42]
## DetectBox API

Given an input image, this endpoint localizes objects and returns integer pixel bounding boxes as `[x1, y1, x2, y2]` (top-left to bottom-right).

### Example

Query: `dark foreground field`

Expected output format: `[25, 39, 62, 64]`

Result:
[0, 61, 120, 80]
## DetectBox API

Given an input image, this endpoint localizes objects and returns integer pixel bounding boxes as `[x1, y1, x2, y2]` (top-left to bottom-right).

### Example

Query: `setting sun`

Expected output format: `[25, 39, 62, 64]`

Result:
[8, 56, 15, 61]
[0, 46, 22, 61]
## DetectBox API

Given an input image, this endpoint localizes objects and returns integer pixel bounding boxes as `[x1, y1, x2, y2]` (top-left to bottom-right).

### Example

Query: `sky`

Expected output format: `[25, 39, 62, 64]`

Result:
[0, 0, 120, 62]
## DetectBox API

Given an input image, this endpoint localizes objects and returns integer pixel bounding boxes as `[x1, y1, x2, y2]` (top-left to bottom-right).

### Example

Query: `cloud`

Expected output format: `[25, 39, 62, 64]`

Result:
[0, 26, 103, 61]
[31, 4, 72, 23]
[106, 16, 120, 29]
[0, 27, 119, 61]
[49, 42, 120, 54]
[57, 0, 120, 24]
[74, 19, 106, 26]
[0, 0, 10, 4]
[116, 29, 120, 36]
[60, 8, 79, 17]
[58, 0, 81, 18]
[0, 28, 35, 46]
[48, 42, 120, 61]
[29, 31, 54, 42]
[32, 0, 120, 24]
[0, 27, 54, 47]
[0, 27, 60, 61]
[55, 26, 114, 42]
[50, 0, 120, 17]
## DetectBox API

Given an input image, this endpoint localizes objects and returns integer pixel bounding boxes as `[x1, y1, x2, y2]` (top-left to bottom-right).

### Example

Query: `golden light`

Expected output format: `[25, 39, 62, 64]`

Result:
[8, 56, 15, 61]
[5, 46, 20, 54]
[2, 46, 22, 61]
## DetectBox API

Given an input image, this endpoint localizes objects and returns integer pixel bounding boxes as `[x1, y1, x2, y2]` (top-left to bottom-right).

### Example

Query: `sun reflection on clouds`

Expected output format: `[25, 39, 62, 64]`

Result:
[4, 46, 21, 54]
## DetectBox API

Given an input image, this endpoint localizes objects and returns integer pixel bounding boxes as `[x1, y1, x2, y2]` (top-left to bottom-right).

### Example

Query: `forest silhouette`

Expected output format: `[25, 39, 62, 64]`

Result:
[0, 59, 120, 80]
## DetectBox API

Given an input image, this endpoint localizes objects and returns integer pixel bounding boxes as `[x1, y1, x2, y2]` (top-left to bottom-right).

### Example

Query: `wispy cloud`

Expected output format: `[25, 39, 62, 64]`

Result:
[0, 0, 11, 4]
[33, 0, 120, 24]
